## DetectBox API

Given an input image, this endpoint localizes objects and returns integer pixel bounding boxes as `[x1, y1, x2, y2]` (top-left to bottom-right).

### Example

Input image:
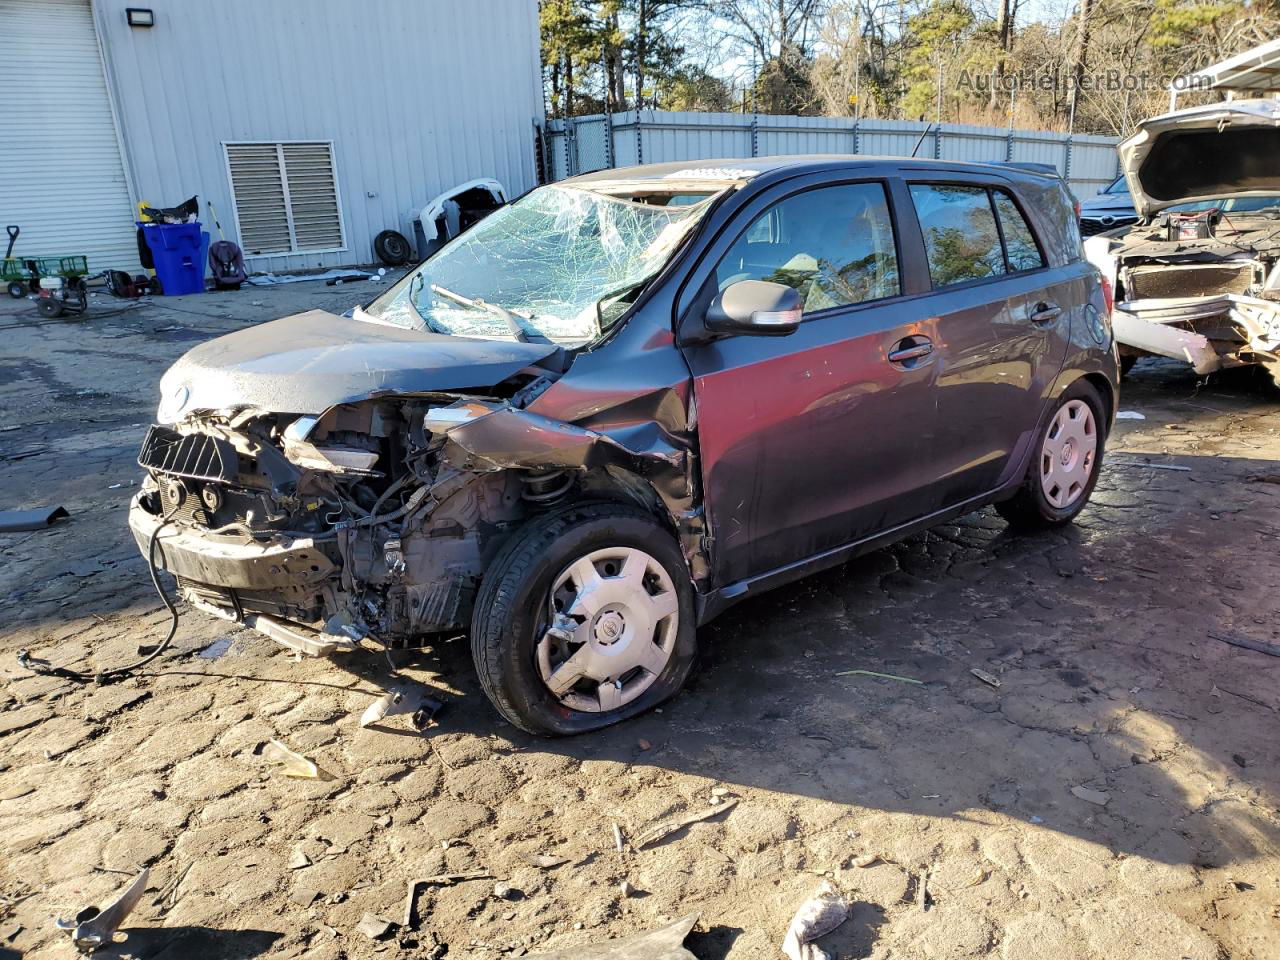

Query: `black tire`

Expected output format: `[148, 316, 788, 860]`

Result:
[36, 298, 62, 318]
[996, 380, 1107, 530]
[7, 281, 25, 299]
[373, 230, 412, 267]
[471, 501, 697, 736]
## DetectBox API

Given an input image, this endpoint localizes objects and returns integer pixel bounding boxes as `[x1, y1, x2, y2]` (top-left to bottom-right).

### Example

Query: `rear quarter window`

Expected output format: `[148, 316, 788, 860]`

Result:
[992, 191, 1046, 272]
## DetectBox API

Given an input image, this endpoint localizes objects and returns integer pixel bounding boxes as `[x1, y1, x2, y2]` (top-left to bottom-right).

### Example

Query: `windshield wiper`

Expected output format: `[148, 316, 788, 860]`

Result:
[430, 283, 529, 342]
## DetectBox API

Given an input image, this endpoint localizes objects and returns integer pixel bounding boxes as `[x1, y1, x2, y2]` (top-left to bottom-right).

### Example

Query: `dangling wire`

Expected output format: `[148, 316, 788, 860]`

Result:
[17, 506, 183, 685]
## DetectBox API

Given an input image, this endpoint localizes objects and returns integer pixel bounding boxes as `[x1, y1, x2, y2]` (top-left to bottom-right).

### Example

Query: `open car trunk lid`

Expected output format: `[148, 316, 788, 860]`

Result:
[1120, 99, 1280, 218]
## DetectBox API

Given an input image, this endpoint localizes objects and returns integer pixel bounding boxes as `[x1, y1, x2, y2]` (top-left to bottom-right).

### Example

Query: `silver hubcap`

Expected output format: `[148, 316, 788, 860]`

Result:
[1040, 399, 1097, 509]
[537, 547, 679, 713]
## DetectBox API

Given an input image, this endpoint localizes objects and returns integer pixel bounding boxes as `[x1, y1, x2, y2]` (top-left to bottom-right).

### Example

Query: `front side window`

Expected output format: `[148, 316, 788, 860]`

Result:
[715, 182, 900, 314]
[909, 184, 1006, 288]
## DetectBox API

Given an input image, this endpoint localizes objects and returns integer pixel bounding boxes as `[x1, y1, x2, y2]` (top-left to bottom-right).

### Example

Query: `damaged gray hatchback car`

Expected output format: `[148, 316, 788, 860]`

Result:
[131, 156, 1117, 734]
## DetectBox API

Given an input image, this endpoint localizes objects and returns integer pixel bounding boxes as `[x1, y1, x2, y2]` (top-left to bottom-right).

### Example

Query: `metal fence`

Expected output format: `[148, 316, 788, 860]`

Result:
[545, 110, 1121, 201]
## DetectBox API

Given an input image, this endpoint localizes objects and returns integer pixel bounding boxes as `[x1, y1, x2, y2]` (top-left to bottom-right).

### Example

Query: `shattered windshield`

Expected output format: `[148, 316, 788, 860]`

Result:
[362, 184, 715, 343]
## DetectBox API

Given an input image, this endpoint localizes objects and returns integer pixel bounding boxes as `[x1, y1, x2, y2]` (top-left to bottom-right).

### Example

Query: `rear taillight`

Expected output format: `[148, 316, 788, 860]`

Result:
[1100, 275, 1114, 315]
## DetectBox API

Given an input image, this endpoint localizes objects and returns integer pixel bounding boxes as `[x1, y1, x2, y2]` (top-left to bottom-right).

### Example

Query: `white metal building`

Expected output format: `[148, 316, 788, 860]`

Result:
[0, 0, 543, 274]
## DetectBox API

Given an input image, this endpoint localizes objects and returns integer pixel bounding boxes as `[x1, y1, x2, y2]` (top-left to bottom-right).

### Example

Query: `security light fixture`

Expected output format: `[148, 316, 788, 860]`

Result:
[126, 8, 155, 27]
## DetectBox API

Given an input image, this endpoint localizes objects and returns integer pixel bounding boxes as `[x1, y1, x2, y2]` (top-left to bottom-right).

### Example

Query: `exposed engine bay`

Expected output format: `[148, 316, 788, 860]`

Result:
[1086, 97, 1280, 380]
[1087, 214, 1280, 378]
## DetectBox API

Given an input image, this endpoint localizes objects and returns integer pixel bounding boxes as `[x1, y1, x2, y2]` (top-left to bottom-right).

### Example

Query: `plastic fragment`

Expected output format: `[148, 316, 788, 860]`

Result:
[1071, 784, 1111, 806]
[781, 880, 850, 960]
[970, 668, 1002, 688]
[356, 913, 395, 940]
[259, 739, 336, 780]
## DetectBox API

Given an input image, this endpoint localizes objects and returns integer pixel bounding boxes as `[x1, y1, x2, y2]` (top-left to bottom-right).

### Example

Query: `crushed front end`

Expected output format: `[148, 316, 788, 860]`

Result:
[1085, 221, 1280, 380]
[130, 399, 527, 655]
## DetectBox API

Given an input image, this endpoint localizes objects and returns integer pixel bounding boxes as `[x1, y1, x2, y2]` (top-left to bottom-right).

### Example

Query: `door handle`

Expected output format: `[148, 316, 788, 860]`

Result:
[1029, 301, 1062, 325]
[887, 336, 934, 367]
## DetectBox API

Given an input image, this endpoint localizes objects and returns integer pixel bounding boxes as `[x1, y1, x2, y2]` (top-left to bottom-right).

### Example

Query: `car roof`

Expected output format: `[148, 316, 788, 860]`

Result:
[564, 154, 1061, 188]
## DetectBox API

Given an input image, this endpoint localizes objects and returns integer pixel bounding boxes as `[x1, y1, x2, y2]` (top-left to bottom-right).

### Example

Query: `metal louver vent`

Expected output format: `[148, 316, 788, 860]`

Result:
[224, 142, 344, 255]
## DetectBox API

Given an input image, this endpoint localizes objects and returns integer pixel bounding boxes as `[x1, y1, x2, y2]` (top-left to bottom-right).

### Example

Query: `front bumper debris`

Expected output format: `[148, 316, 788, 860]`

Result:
[128, 499, 334, 590]
[1113, 293, 1280, 373]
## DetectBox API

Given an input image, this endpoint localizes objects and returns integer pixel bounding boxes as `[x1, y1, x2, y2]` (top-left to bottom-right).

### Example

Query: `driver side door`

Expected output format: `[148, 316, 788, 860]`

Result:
[678, 176, 939, 586]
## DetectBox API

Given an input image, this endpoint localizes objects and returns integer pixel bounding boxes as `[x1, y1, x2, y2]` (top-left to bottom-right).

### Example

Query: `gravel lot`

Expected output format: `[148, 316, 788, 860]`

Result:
[1, 281, 1278, 960]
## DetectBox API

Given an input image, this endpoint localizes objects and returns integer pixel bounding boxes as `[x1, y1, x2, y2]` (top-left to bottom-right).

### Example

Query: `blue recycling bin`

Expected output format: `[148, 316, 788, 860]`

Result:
[139, 222, 210, 295]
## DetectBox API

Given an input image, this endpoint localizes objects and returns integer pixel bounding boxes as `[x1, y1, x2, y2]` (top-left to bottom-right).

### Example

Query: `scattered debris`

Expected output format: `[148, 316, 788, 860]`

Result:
[524, 853, 571, 870]
[781, 880, 850, 960]
[1209, 632, 1280, 659]
[849, 853, 880, 868]
[1115, 410, 1146, 420]
[524, 914, 698, 960]
[916, 867, 931, 910]
[1106, 460, 1192, 472]
[493, 882, 523, 901]
[356, 913, 395, 941]
[359, 683, 444, 730]
[1245, 474, 1280, 485]
[290, 886, 321, 907]
[56, 867, 149, 955]
[1233, 753, 1249, 768]
[287, 848, 312, 870]
[612, 822, 625, 854]
[403, 872, 494, 930]
[257, 739, 336, 780]
[1071, 785, 1111, 806]
[634, 798, 739, 849]
[0, 506, 69, 532]
[970, 667, 1002, 688]
[637, 738, 652, 751]
[619, 879, 637, 897]
[835, 669, 923, 685]
[966, 868, 989, 888]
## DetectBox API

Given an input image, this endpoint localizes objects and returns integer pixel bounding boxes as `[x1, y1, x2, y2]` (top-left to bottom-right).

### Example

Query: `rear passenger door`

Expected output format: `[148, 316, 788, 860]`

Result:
[903, 179, 1072, 513]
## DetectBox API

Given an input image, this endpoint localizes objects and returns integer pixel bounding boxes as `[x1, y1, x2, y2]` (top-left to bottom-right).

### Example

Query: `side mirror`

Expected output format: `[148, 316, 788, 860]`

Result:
[704, 280, 802, 337]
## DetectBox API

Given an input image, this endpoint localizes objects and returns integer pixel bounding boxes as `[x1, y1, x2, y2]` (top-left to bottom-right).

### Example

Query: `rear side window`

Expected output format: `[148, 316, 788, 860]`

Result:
[909, 184, 1005, 287]
[715, 182, 900, 314]
[992, 191, 1046, 272]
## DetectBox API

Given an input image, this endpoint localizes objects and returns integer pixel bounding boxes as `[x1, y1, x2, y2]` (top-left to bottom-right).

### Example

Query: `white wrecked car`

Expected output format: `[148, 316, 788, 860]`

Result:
[1084, 99, 1280, 382]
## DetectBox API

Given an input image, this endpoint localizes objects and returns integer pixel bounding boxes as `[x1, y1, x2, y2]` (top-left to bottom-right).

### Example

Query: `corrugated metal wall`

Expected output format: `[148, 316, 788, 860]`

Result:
[549, 111, 1121, 201]
[93, 0, 542, 272]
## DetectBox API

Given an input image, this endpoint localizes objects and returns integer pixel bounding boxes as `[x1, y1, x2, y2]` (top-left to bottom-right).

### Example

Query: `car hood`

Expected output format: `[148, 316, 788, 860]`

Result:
[1078, 194, 1136, 218]
[157, 309, 562, 422]
[1120, 98, 1280, 217]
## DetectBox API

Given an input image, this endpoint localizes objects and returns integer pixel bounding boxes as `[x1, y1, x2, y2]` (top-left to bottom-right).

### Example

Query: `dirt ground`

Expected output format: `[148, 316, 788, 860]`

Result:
[0, 279, 1277, 960]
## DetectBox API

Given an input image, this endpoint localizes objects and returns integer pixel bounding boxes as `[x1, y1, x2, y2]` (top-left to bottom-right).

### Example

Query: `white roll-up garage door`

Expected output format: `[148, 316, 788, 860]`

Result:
[0, 0, 140, 273]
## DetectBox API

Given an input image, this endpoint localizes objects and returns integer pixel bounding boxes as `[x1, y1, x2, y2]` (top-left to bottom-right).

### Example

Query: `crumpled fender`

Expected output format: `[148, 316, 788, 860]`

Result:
[430, 401, 684, 474]
[427, 400, 709, 584]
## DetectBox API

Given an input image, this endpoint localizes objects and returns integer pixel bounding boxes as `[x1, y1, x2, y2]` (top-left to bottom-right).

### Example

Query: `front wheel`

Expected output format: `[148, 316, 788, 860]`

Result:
[471, 502, 697, 735]
[997, 380, 1107, 530]
[7, 281, 25, 299]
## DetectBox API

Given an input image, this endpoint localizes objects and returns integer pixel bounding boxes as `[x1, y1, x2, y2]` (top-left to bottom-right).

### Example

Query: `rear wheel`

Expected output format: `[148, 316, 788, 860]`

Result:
[471, 502, 696, 735]
[997, 380, 1106, 530]
[7, 281, 25, 299]
[36, 297, 62, 318]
